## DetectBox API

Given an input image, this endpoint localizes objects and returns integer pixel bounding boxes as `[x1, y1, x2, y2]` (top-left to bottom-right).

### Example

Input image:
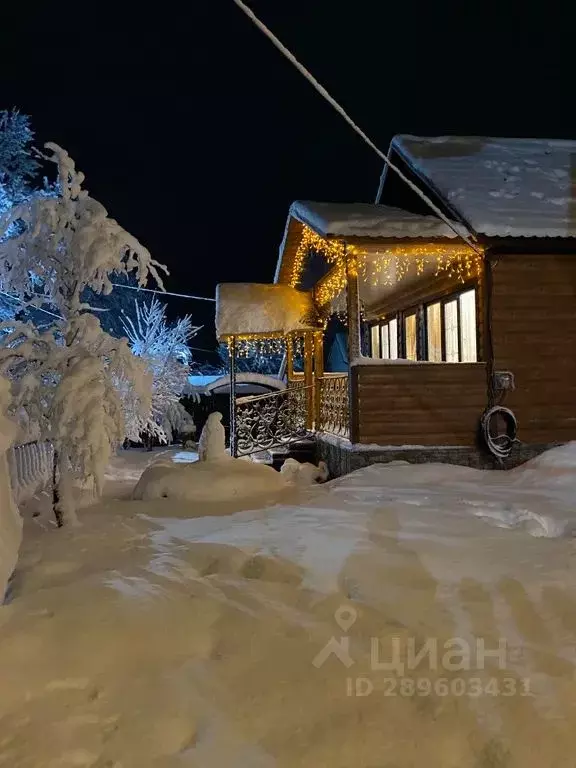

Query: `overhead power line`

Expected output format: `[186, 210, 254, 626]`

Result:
[232, 0, 482, 255]
[110, 283, 216, 302]
[0, 290, 65, 321]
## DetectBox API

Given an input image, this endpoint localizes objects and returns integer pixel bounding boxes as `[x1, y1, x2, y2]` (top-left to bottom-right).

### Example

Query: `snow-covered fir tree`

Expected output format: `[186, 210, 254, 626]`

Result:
[0, 109, 40, 218]
[122, 297, 198, 444]
[0, 142, 167, 521]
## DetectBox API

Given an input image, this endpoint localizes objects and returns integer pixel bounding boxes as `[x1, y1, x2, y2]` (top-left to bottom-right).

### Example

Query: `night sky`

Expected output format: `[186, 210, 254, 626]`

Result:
[1, 2, 571, 360]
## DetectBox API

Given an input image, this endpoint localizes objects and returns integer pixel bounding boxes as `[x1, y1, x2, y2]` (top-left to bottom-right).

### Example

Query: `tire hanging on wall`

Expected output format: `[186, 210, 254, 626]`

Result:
[480, 406, 518, 462]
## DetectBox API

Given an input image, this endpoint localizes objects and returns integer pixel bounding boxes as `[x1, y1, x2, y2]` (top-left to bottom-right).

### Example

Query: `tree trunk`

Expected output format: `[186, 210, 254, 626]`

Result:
[52, 448, 63, 527]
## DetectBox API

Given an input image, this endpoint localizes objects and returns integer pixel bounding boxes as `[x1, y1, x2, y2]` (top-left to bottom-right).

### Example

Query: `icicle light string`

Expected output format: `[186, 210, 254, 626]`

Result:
[232, 0, 482, 255]
[291, 225, 482, 302]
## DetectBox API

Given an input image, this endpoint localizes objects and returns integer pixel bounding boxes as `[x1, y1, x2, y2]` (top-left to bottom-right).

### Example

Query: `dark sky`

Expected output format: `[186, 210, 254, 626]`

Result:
[0, 1, 572, 360]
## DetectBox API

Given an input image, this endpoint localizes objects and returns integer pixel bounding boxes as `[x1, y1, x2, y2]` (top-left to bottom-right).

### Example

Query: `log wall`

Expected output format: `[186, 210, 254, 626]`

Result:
[490, 253, 576, 443]
[351, 362, 487, 445]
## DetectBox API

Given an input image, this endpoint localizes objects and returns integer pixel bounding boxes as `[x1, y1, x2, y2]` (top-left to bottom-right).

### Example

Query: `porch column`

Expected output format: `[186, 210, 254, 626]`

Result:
[346, 249, 361, 362]
[228, 335, 238, 457]
[313, 330, 324, 428]
[303, 331, 314, 430]
[286, 334, 294, 383]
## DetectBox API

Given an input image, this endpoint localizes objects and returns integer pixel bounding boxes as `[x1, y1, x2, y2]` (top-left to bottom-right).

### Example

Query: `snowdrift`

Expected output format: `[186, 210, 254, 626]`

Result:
[4, 443, 576, 765]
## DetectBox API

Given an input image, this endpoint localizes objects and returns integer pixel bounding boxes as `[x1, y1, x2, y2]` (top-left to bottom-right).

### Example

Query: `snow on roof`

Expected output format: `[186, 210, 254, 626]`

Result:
[289, 200, 461, 239]
[392, 134, 576, 238]
[216, 283, 316, 337]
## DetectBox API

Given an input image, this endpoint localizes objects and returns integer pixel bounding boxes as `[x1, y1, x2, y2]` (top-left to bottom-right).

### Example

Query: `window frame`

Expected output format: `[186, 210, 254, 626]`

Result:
[367, 281, 479, 363]
[369, 315, 399, 359]
[424, 284, 479, 363]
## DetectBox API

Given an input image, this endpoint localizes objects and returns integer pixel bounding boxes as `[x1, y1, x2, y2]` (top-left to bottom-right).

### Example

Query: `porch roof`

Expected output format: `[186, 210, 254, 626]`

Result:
[288, 200, 462, 240]
[215, 282, 317, 339]
[275, 200, 464, 284]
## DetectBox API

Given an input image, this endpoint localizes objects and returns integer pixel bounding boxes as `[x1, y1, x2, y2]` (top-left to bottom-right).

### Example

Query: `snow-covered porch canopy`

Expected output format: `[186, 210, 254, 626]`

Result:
[215, 282, 318, 340]
[274, 201, 482, 312]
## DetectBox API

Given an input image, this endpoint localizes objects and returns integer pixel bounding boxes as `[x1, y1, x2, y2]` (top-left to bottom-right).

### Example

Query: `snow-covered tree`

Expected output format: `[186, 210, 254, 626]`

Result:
[0, 143, 165, 317]
[0, 109, 40, 218]
[122, 297, 198, 444]
[0, 143, 167, 522]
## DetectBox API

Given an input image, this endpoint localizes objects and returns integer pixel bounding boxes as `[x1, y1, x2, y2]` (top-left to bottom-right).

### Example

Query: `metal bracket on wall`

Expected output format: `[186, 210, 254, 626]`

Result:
[492, 371, 515, 392]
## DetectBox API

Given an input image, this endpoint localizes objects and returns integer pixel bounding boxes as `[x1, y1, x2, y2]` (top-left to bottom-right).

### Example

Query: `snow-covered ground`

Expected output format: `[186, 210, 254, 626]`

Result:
[2, 446, 576, 766]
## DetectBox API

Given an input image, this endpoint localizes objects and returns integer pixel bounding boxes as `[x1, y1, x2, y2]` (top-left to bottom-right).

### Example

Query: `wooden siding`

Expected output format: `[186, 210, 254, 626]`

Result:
[490, 253, 576, 443]
[352, 362, 487, 445]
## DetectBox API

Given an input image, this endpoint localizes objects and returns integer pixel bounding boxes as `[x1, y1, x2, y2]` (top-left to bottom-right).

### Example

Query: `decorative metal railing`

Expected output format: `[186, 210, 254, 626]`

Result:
[235, 384, 313, 456]
[317, 374, 350, 437]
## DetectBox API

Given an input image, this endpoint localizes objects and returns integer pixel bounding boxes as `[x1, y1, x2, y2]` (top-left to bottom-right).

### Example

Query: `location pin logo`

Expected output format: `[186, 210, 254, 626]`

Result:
[335, 605, 357, 632]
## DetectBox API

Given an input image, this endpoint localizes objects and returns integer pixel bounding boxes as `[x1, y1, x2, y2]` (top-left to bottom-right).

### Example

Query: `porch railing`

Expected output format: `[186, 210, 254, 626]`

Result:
[316, 374, 350, 438]
[235, 383, 313, 456]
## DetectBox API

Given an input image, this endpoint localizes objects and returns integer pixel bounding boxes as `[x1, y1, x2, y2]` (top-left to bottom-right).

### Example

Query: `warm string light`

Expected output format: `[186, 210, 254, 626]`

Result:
[314, 260, 346, 306]
[225, 333, 305, 358]
[289, 226, 347, 288]
[361, 246, 482, 287]
[289, 225, 484, 297]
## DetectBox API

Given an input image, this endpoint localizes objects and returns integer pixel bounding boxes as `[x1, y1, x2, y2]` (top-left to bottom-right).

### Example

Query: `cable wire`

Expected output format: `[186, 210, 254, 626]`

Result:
[110, 283, 216, 302]
[232, 0, 482, 254]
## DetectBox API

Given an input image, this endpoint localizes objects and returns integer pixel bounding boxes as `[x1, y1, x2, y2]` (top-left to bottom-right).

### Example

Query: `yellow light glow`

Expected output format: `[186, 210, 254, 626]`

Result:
[289, 226, 347, 288]
[315, 260, 346, 306]
[224, 331, 308, 358]
[289, 225, 484, 299]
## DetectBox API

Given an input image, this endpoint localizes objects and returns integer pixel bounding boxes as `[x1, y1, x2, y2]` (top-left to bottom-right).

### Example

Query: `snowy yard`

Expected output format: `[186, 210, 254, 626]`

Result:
[2, 446, 576, 766]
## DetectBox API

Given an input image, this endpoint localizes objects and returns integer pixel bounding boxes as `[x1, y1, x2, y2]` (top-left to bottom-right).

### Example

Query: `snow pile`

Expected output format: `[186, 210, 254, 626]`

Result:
[280, 458, 329, 485]
[197, 412, 227, 462]
[216, 282, 315, 337]
[133, 412, 290, 503]
[132, 455, 290, 503]
[0, 377, 22, 601]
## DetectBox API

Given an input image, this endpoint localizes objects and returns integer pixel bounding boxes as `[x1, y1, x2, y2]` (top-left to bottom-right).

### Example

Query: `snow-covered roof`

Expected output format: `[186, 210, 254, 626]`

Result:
[185, 373, 286, 396]
[216, 283, 316, 337]
[289, 200, 461, 239]
[392, 134, 576, 238]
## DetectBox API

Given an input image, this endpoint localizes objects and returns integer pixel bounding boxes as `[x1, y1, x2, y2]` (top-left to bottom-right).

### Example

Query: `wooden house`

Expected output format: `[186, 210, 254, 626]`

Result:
[216, 135, 576, 474]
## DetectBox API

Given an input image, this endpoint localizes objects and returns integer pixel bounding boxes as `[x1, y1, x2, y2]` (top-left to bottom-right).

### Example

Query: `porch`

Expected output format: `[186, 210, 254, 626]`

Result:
[215, 201, 495, 465]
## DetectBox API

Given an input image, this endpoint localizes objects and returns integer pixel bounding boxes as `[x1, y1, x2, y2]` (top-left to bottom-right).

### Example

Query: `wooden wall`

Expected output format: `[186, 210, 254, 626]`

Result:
[351, 362, 487, 445]
[490, 253, 576, 443]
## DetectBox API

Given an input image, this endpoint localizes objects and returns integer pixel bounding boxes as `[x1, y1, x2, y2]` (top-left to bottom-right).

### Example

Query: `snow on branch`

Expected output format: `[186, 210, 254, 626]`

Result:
[0, 143, 168, 318]
[121, 298, 199, 442]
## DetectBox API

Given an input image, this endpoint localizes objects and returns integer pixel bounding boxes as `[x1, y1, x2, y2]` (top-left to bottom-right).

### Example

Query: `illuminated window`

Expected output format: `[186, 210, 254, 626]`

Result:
[444, 300, 459, 362]
[404, 313, 417, 360]
[426, 302, 442, 362]
[380, 323, 390, 359]
[389, 318, 398, 359]
[425, 288, 477, 362]
[459, 289, 477, 362]
[370, 317, 398, 359]
[370, 325, 381, 358]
